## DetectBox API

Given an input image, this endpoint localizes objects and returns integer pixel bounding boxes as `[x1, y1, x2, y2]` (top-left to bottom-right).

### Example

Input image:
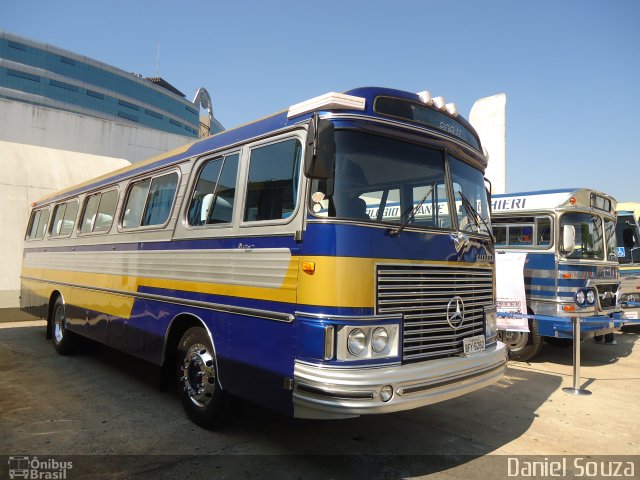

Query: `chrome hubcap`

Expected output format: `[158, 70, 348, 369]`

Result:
[53, 305, 65, 343]
[499, 330, 529, 351]
[181, 343, 216, 407]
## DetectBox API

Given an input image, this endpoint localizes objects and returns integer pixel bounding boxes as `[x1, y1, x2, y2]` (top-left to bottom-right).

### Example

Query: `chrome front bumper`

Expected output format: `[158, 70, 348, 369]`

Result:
[293, 341, 507, 419]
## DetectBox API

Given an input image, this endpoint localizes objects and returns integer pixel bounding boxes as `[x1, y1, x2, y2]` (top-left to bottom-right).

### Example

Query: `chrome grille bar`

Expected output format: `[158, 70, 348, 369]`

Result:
[377, 264, 494, 363]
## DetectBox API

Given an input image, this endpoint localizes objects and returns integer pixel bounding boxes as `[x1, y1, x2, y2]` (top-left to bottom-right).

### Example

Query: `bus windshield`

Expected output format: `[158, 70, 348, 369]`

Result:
[616, 214, 640, 264]
[309, 130, 489, 234]
[560, 212, 604, 260]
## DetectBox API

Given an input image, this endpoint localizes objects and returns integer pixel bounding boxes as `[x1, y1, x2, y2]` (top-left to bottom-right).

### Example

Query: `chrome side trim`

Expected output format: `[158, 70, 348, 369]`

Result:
[295, 311, 403, 321]
[297, 384, 374, 400]
[21, 276, 294, 323]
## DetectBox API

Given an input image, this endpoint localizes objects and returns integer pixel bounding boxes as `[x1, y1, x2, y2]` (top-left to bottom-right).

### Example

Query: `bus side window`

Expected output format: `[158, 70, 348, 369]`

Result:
[141, 173, 178, 226]
[80, 189, 118, 234]
[50, 203, 67, 237]
[26, 208, 49, 240]
[493, 225, 507, 245]
[123, 179, 151, 228]
[123, 172, 178, 229]
[50, 200, 79, 237]
[509, 225, 533, 246]
[93, 190, 118, 232]
[60, 200, 79, 236]
[537, 218, 551, 246]
[187, 153, 239, 227]
[244, 139, 302, 222]
[209, 153, 239, 224]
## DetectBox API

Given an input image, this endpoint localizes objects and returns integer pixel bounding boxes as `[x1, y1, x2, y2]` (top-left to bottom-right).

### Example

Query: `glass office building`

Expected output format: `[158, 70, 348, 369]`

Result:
[0, 31, 219, 138]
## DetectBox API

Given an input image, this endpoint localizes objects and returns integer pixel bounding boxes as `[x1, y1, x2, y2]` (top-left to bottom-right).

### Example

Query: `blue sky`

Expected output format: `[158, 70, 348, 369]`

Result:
[3, 0, 639, 201]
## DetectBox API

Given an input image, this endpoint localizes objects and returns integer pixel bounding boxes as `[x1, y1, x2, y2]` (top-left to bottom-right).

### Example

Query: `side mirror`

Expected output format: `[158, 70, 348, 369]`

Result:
[304, 114, 335, 180]
[484, 177, 492, 214]
[562, 225, 576, 254]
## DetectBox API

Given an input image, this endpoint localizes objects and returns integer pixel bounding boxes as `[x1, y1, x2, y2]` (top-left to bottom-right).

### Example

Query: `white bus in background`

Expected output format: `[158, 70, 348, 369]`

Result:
[615, 203, 640, 322]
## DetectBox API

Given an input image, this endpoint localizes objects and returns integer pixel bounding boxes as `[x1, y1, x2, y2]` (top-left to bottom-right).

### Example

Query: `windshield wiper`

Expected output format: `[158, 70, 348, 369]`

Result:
[457, 190, 495, 243]
[390, 184, 435, 237]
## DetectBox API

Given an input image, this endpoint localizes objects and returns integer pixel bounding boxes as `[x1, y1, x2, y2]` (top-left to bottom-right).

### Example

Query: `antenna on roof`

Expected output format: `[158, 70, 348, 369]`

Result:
[156, 43, 160, 76]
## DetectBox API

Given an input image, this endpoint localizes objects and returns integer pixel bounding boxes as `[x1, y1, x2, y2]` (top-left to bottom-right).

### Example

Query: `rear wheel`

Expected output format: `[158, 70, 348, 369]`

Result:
[176, 327, 231, 429]
[498, 319, 543, 361]
[51, 297, 78, 355]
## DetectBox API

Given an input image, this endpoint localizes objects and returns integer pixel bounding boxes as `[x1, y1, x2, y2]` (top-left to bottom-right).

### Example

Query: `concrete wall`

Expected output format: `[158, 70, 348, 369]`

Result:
[0, 99, 196, 162]
[0, 100, 195, 317]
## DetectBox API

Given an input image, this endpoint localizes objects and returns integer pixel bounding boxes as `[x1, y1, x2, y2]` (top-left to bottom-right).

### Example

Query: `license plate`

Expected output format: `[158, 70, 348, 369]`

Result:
[623, 311, 639, 320]
[463, 335, 486, 355]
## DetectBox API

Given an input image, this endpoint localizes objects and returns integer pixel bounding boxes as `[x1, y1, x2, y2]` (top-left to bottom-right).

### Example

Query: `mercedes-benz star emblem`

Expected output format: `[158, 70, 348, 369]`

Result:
[446, 296, 465, 329]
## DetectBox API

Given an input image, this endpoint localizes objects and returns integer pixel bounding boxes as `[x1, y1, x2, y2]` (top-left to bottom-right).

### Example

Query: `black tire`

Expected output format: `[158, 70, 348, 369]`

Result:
[498, 319, 544, 362]
[544, 337, 573, 347]
[176, 327, 230, 429]
[51, 297, 78, 355]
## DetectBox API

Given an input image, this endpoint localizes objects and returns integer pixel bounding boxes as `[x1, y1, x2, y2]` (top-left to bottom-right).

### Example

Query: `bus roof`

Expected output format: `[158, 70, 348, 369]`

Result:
[617, 202, 640, 220]
[491, 188, 617, 215]
[33, 86, 482, 207]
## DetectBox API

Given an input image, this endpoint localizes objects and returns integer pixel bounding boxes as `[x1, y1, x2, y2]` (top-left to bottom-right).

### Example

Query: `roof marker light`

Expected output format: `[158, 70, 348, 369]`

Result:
[445, 103, 458, 117]
[287, 92, 366, 119]
[432, 96, 446, 110]
[570, 197, 577, 205]
[417, 91, 433, 105]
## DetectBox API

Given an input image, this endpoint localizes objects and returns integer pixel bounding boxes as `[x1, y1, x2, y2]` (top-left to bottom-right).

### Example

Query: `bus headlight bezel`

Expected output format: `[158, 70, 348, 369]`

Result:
[575, 288, 597, 307]
[336, 324, 399, 361]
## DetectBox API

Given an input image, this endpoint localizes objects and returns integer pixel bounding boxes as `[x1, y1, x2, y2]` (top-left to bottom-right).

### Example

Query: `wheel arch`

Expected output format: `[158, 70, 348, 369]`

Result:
[161, 312, 224, 389]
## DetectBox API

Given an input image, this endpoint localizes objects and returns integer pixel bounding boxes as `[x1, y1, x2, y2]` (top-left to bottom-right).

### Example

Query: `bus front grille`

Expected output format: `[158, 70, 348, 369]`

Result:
[596, 283, 619, 310]
[376, 264, 494, 363]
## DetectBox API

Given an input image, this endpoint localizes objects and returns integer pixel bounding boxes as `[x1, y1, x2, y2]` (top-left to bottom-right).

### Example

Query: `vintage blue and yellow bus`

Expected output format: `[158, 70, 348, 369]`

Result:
[492, 188, 623, 360]
[615, 203, 640, 321]
[21, 87, 505, 428]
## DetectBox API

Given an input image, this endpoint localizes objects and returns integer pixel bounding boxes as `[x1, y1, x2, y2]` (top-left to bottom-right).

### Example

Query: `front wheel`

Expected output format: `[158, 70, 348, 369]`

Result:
[498, 319, 543, 361]
[177, 327, 231, 429]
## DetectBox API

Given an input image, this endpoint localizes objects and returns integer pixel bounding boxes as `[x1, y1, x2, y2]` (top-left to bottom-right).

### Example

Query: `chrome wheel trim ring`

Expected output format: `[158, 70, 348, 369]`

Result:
[53, 305, 65, 343]
[499, 330, 529, 351]
[181, 343, 216, 407]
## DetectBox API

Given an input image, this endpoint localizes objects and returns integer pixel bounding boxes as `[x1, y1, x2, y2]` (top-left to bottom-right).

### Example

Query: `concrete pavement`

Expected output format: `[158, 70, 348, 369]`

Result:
[1, 320, 638, 478]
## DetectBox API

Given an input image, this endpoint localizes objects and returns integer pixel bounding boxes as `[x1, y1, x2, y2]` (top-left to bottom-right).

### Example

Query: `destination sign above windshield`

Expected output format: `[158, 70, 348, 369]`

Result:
[374, 96, 480, 150]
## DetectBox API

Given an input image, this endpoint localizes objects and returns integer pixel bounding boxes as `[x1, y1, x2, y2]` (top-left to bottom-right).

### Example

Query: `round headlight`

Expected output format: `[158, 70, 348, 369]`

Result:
[371, 327, 389, 353]
[586, 289, 596, 305]
[575, 290, 586, 306]
[347, 329, 367, 356]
